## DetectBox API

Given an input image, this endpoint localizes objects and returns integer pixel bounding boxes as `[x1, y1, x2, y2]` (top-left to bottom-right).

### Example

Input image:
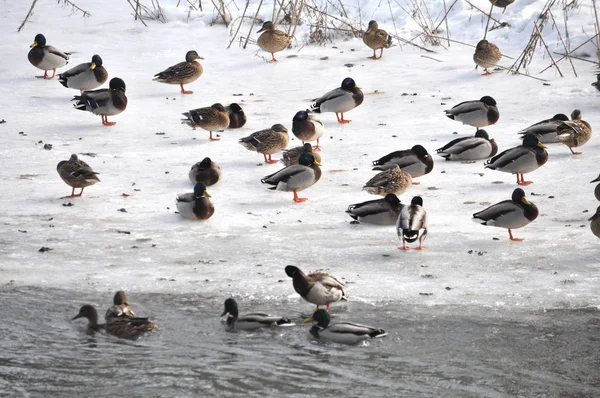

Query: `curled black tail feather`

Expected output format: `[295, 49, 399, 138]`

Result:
[276, 317, 292, 325]
[403, 229, 418, 243]
[369, 329, 387, 338]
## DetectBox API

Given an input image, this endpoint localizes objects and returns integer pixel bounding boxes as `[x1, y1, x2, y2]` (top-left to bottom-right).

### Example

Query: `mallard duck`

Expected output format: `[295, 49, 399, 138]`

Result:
[363, 165, 412, 196]
[58, 54, 108, 93]
[261, 152, 321, 202]
[176, 182, 214, 220]
[590, 206, 600, 239]
[518, 113, 569, 143]
[284, 266, 347, 313]
[309, 309, 387, 344]
[292, 111, 324, 151]
[593, 74, 600, 91]
[189, 157, 221, 186]
[256, 21, 293, 62]
[221, 298, 294, 331]
[473, 40, 501, 75]
[346, 193, 402, 225]
[473, 188, 538, 241]
[105, 290, 136, 320]
[28, 33, 69, 79]
[396, 196, 428, 250]
[72, 77, 127, 126]
[227, 103, 247, 128]
[310, 78, 364, 124]
[363, 20, 392, 60]
[444, 96, 499, 130]
[239, 124, 290, 164]
[557, 109, 592, 155]
[484, 134, 548, 185]
[591, 174, 600, 201]
[372, 145, 434, 184]
[436, 129, 498, 160]
[73, 304, 158, 339]
[181, 103, 230, 141]
[153, 50, 203, 94]
[56, 154, 100, 198]
[281, 143, 322, 167]
[490, 0, 515, 11]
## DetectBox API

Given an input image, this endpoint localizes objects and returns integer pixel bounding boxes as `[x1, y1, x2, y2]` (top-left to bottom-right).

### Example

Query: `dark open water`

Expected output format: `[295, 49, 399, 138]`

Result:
[1, 286, 599, 397]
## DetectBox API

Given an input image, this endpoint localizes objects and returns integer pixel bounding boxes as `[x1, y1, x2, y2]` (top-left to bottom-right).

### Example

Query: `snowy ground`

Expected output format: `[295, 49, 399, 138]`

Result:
[0, 0, 599, 311]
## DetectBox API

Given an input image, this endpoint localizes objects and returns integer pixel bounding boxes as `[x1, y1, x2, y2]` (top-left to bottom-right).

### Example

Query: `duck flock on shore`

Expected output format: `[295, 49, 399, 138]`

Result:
[26, 14, 597, 343]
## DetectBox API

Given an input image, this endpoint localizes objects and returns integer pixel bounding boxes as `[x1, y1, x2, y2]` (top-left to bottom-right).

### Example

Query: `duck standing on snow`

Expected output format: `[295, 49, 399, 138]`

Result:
[221, 298, 294, 330]
[28, 33, 69, 79]
[444, 96, 499, 131]
[363, 20, 392, 60]
[590, 206, 600, 239]
[56, 154, 100, 198]
[189, 157, 221, 186]
[256, 21, 293, 62]
[310, 78, 364, 124]
[176, 182, 215, 220]
[239, 124, 290, 164]
[396, 196, 428, 250]
[436, 129, 498, 160]
[556, 109, 592, 155]
[346, 193, 402, 225]
[309, 309, 387, 344]
[473, 40, 501, 75]
[153, 50, 203, 94]
[484, 134, 548, 185]
[363, 165, 412, 196]
[292, 111, 324, 151]
[591, 174, 600, 201]
[372, 145, 433, 183]
[281, 143, 322, 167]
[72, 77, 127, 126]
[58, 54, 108, 93]
[227, 103, 247, 128]
[472, 188, 538, 241]
[517, 113, 569, 144]
[284, 266, 347, 314]
[181, 103, 230, 141]
[261, 153, 321, 202]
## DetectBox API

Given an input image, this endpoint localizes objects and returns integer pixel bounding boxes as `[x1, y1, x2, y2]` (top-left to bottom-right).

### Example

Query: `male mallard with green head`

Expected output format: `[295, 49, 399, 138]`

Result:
[363, 20, 392, 59]
[56, 154, 100, 198]
[261, 152, 321, 202]
[484, 134, 548, 185]
[176, 182, 215, 220]
[239, 124, 290, 164]
[281, 143, 322, 167]
[58, 54, 108, 93]
[256, 21, 293, 62]
[292, 110, 324, 151]
[445, 96, 499, 131]
[72, 77, 127, 126]
[182, 103, 230, 141]
[473, 188, 538, 241]
[153, 50, 204, 94]
[346, 193, 403, 225]
[221, 298, 294, 330]
[227, 103, 247, 128]
[363, 165, 413, 196]
[556, 109, 592, 155]
[309, 309, 387, 344]
[396, 196, 428, 250]
[28, 33, 69, 79]
[436, 129, 498, 160]
[473, 40, 501, 75]
[310, 78, 364, 124]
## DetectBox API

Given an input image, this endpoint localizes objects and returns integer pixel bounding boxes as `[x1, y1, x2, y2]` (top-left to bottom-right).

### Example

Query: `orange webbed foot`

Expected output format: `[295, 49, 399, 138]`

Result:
[518, 181, 533, 186]
[313, 146, 322, 152]
[294, 197, 308, 203]
[412, 182, 421, 185]
[398, 246, 410, 251]
[265, 159, 279, 164]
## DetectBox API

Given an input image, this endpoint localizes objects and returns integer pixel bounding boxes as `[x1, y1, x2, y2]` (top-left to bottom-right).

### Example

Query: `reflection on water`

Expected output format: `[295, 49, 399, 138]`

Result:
[0, 286, 599, 397]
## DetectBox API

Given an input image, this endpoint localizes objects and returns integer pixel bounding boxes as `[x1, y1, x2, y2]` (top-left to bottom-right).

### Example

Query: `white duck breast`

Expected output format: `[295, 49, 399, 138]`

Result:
[311, 322, 388, 344]
[437, 136, 495, 160]
[37, 47, 69, 70]
[472, 201, 530, 229]
[305, 279, 345, 305]
[175, 193, 197, 219]
[485, 147, 540, 174]
[316, 88, 356, 113]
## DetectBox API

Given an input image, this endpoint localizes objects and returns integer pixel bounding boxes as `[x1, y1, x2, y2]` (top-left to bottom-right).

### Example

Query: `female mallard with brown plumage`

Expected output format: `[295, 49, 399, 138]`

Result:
[189, 157, 221, 186]
[73, 304, 158, 339]
[57, 154, 100, 198]
[363, 20, 392, 59]
[239, 124, 290, 164]
[281, 143, 322, 167]
[285, 266, 347, 314]
[363, 165, 412, 196]
[556, 109, 592, 155]
[58, 54, 108, 93]
[182, 103, 230, 141]
[473, 40, 501, 75]
[153, 50, 203, 94]
[72, 77, 127, 126]
[28, 33, 69, 79]
[227, 103, 247, 128]
[292, 110, 324, 151]
[256, 21, 293, 62]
